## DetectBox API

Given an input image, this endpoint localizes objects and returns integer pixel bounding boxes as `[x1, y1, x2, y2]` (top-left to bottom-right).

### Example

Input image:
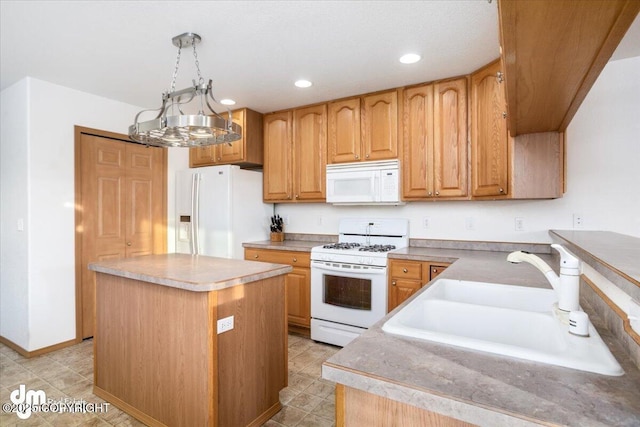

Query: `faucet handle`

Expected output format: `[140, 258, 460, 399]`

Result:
[550, 244, 580, 270]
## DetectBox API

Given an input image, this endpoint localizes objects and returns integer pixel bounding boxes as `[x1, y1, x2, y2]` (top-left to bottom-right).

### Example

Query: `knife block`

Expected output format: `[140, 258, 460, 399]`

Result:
[270, 232, 284, 242]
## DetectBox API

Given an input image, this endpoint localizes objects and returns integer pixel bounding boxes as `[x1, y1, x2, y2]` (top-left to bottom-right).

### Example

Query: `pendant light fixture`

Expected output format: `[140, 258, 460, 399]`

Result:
[128, 33, 241, 148]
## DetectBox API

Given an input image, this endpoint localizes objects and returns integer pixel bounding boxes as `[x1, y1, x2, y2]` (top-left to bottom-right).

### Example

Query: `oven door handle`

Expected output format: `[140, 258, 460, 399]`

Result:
[312, 262, 386, 275]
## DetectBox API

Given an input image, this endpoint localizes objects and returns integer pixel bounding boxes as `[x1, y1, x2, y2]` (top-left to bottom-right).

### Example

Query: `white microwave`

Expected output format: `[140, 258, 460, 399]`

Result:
[326, 159, 403, 205]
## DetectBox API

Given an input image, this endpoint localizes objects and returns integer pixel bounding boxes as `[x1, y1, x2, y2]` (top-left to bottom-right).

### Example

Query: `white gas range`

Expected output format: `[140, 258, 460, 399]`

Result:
[310, 218, 409, 347]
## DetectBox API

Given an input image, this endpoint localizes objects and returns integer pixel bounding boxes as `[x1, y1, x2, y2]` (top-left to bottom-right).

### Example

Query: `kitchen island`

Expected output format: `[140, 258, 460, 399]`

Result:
[323, 238, 640, 426]
[88, 254, 292, 427]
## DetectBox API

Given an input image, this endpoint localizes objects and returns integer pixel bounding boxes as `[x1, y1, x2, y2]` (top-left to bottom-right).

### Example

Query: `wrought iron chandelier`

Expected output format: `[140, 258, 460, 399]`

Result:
[128, 33, 241, 148]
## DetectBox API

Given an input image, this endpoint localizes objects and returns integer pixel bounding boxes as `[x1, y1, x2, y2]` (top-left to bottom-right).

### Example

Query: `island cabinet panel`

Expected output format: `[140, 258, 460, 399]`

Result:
[94, 269, 287, 427]
[94, 273, 215, 427]
[217, 277, 287, 427]
[336, 384, 477, 427]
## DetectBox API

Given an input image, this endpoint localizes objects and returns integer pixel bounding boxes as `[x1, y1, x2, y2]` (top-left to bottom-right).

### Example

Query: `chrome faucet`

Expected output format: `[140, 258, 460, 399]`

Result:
[507, 244, 581, 312]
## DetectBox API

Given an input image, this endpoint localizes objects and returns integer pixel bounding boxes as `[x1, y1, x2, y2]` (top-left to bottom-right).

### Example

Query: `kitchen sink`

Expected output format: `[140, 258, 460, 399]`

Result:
[382, 279, 624, 376]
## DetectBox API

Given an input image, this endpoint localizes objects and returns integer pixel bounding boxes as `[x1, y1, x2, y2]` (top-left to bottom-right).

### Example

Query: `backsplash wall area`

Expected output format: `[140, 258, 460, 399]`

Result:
[273, 56, 640, 243]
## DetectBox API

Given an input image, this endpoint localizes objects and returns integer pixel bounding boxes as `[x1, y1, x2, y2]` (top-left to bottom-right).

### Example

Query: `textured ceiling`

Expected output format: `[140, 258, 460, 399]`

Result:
[1, 1, 638, 114]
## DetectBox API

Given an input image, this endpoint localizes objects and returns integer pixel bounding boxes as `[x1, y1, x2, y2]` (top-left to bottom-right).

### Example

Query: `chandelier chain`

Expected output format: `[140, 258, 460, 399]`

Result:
[170, 44, 182, 94]
[192, 41, 204, 85]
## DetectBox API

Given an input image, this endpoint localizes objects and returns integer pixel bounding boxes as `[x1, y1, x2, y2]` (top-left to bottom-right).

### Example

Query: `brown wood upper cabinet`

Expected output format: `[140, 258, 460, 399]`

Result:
[328, 90, 399, 164]
[189, 108, 264, 168]
[263, 105, 327, 202]
[498, 0, 639, 136]
[471, 60, 509, 197]
[471, 60, 564, 200]
[402, 77, 468, 200]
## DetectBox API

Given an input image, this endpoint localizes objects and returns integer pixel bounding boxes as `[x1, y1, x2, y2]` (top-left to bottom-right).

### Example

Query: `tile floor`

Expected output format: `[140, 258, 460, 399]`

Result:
[0, 334, 340, 427]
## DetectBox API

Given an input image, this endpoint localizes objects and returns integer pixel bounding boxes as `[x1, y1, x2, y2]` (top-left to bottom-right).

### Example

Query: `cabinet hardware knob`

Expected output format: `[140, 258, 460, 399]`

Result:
[428, 191, 433, 196]
[254, 254, 259, 259]
[432, 269, 437, 273]
[287, 195, 291, 199]
[499, 188, 504, 193]
[295, 194, 299, 199]
[355, 155, 359, 159]
[435, 191, 440, 196]
[126, 242, 132, 246]
[365, 154, 370, 158]
[403, 268, 408, 273]
[392, 281, 397, 286]
[217, 157, 221, 161]
[292, 257, 297, 262]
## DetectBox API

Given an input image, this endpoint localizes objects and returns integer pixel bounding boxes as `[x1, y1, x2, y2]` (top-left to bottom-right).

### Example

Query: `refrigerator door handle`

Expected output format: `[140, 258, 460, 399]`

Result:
[191, 173, 200, 255]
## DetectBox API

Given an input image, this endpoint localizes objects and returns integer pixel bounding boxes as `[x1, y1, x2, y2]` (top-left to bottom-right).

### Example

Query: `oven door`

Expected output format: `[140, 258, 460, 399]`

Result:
[311, 260, 387, 328]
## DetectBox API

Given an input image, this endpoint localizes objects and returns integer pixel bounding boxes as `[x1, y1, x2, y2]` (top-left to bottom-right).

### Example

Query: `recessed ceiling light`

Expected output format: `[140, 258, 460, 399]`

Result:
[295, 79, 313, 88]
[399, 53, 422, 64]
[220, 99, 236, 106]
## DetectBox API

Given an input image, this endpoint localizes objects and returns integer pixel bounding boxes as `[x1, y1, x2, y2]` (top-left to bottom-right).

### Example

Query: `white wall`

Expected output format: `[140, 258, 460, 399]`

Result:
[0, 77, 185, 351]
[274, 56, 640, 242]
[0, 78, 30, 348]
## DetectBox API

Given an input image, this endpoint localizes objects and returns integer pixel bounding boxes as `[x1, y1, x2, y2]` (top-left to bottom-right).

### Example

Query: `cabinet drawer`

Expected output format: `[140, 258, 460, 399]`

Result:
[244, 248, 310, 267]
[429, 264, 448, 281]
[389, 261, 422, 280]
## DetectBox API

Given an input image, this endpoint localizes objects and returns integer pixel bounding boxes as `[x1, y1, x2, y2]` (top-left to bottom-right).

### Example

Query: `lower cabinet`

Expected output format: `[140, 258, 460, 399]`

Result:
[388, 259, 449, 312]
[245, 248, 311, 335]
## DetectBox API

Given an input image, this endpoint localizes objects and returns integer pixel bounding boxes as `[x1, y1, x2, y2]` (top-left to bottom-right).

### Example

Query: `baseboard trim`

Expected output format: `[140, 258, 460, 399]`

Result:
[93, 386, 166, 427]
[0, 336, 76, 358]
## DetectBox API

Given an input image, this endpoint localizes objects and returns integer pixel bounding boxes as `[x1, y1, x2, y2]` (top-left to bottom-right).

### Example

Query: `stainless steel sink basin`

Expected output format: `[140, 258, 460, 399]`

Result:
[382, 279, 623, 376]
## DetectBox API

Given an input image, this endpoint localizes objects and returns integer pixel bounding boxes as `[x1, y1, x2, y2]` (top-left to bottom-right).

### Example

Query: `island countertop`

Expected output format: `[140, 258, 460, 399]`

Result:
[88, 253, 292, 292]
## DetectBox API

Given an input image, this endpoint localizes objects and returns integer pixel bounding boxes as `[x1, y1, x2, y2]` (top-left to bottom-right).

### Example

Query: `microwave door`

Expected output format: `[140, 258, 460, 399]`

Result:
[327, 170, 379, 203]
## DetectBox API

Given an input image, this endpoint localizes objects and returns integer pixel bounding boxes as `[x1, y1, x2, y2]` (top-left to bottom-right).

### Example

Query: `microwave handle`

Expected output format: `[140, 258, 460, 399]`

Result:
[373, 173, 380, 202]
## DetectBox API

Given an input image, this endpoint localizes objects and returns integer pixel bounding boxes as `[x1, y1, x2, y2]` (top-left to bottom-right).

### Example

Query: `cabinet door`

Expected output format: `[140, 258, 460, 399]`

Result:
[294, 105, 327, 201]
[402, 84, 434, 199]
[388, 279, 422, 312]
[190, 146, 215, 167]
[216, 109, 245, 164]
[328, 98, 361, 163]
[362, 90, 398, 161]
[286, 266, 311, 327]
[429, 264, 448, 281]
[471, 60, 509, 197]
[433, 78, 468, 198]
[263, 112, 293, 201]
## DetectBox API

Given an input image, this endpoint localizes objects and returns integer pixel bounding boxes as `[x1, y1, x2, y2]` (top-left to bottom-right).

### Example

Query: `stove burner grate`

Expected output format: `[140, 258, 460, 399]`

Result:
[358, 244, 396, 253]
[322, 242, 361, 250]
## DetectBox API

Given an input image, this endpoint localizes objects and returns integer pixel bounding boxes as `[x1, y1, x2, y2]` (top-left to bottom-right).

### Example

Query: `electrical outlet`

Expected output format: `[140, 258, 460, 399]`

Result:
[283, 215, 290, 226]
[573, 213, 583, 229]
[217, 315, 234, 334]
[465, 217, 475, 231]
[515, 217, 525, 231]
[422, 217, 430, 229]
[318, 215, 324, 226]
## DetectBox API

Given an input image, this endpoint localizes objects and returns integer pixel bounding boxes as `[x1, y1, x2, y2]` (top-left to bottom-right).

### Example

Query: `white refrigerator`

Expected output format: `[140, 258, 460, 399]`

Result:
[176, 165, 271, 259]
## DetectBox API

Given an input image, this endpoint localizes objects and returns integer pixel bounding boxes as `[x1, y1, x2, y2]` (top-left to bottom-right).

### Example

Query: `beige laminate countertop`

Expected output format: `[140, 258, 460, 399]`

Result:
[88, 253, 292, 292]
[323, 248, 640, 427]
